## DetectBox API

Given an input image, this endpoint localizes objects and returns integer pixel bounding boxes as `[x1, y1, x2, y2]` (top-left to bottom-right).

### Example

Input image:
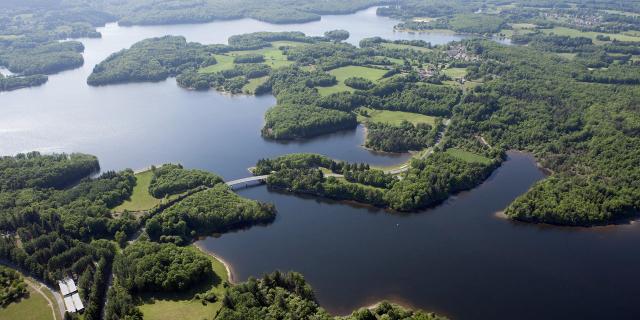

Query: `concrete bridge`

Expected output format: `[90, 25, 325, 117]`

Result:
[225, 175, 270, 189]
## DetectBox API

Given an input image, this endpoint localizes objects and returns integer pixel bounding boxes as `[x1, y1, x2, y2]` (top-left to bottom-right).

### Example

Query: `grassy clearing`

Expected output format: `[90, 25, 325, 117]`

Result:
[199, 54, 235, 74]
[542, 27, 640, 43]
[243, 76, 269, 94]
[600, 9, 640, 17]
[114, 170, 161, 213]
[137, 245, 228, 320]
[317, 65, 387, 96]
[357, 108, 437, 126]
[442, 67, 467, 79]
[0, 283, 54, 320]
[446, 148, 492, 164]
[557, 52, 577, 60]
[381, 42, 431, 52]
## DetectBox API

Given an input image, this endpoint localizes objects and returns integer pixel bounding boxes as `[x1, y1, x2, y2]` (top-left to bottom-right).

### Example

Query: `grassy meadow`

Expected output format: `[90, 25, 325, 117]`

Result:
[317, 65, 387, 96]
[113, 170, 161, 212]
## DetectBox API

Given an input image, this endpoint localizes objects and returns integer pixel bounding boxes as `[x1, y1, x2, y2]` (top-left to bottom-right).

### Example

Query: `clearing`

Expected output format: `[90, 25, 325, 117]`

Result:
[357, 108, 437, 126]
[199, 54, 235, 74]
[541, 27, 640, 43]
[0, 278, 57, 320]
[446, 148, 492, 164]
[243, 76, 269, 94]
[113, 170, 161, 213]
[317, 65, 388, 96]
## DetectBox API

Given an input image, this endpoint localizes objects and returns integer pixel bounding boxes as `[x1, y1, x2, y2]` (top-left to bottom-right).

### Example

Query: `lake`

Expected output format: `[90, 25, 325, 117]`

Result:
[0, 6, 466, 179]
[199, 152, 640, 320]
[2, 6, 639, 320]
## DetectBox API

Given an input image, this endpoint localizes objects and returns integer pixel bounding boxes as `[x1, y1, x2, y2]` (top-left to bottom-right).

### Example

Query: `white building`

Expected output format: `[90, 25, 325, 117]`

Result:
[65, 278, 77, 293]
[71, 293, 84, 311]
[59, 277, 83, 313]
[64, 296, 77, 313]
[58, 280, 70, 296]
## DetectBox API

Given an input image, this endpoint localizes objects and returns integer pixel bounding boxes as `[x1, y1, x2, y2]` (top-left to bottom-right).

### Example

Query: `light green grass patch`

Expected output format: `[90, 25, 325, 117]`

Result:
[0, 284, 54, 320]
[557, 53, 577, 60]
[542, 27, 640, 43]
[243, 76, 268, 94]
[446, 148, 492, 164]
[137, 245, 228, 320]
[381, 42, 431, 52]
[227, 47, 293, 69]
[317, 65, 387, 96]
[601, 9, 640, 17]
[199, 54, 235, 74]
[442, 67, 467, 79]
[357, 108, 437, 126]
[113, 170, 161, 212]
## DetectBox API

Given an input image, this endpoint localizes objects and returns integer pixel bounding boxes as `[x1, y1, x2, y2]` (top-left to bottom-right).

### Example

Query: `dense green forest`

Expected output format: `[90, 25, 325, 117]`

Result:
[148, 164, 223, 198]
[217, 271, 447, 320]
[87, 36, 214, 86]
[365, 121, 440, 153]
[255, 152, 500, 211]
[145, 184, 276, 244]
[113, 241, 212, 292]
[453, 39, 640, 225]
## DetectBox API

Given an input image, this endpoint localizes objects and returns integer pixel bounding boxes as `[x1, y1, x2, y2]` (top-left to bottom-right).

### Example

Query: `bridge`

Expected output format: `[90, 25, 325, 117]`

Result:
[225, 175, 270, 189]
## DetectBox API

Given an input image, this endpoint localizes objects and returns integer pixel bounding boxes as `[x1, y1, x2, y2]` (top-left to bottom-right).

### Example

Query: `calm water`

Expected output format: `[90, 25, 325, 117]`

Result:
[200, 152, 640, 320]
[0, 6, 466, 179]
[2, 6, 638, 320]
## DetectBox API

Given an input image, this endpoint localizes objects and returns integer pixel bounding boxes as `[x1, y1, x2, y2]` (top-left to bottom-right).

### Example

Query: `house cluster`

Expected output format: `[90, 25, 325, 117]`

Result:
[418, 65, 438, 79]
[543, 12, 601, 28]
[445, 45, 478, 62]
[58, 278, 84, 313]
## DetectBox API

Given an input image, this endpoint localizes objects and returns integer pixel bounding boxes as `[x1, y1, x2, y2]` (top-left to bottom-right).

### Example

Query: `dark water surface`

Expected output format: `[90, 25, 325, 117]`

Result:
[199, 152, 640, 320]
[2, 6, 639, 319]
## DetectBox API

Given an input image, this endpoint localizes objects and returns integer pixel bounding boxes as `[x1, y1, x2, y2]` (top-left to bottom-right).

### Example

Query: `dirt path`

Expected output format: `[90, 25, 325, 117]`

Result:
[24, 278, 62, 320]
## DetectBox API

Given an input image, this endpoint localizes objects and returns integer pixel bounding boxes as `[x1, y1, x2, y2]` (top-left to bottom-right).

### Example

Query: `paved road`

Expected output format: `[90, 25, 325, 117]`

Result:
[225, 175, 269, 187]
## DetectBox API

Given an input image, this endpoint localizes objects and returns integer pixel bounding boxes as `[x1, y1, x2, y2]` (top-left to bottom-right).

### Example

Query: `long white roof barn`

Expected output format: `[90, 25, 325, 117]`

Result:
[58, 280, 70, 296]
[64, 296, 76, 313]
[71, 293, 84, 311]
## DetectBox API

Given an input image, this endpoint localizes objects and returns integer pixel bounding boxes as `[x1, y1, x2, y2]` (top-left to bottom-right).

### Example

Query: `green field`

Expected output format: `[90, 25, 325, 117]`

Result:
[442, 67, 467, 79]
[317, 65, 387, 96]
[0, 283, 55, 320]
[542, 27, 640, 43]
[227, 46, 293, 69]
[113, 170, 161, 213]
[381, 42, 431, 52]
[243, 76, 269, 94]
[357, 108, 437, 126]
[202, 40, 304, 75]
[199, 54, 235, 74]
[138, 245, 229, 320]
[446, 148, 492, 164]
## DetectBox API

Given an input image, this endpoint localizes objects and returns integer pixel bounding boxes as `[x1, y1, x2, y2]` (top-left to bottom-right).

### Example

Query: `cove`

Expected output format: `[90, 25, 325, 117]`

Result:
[198, 152, 640, 320]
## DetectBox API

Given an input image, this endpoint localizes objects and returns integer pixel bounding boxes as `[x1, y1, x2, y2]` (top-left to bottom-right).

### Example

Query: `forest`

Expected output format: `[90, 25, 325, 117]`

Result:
[455, 39, 640, 225]
[217, 271, 447, 320]
[148, 164, 223, 198]
[145, 184, 276, 244]
[255, 152, 501, 211]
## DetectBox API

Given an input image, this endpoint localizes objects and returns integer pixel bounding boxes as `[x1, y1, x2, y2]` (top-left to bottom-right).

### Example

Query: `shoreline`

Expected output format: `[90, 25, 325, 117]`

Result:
[193, 242, 236, 284]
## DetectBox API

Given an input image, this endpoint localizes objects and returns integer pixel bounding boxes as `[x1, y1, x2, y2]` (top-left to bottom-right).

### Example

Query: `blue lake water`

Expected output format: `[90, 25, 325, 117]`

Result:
[1, 6, 638, 320]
